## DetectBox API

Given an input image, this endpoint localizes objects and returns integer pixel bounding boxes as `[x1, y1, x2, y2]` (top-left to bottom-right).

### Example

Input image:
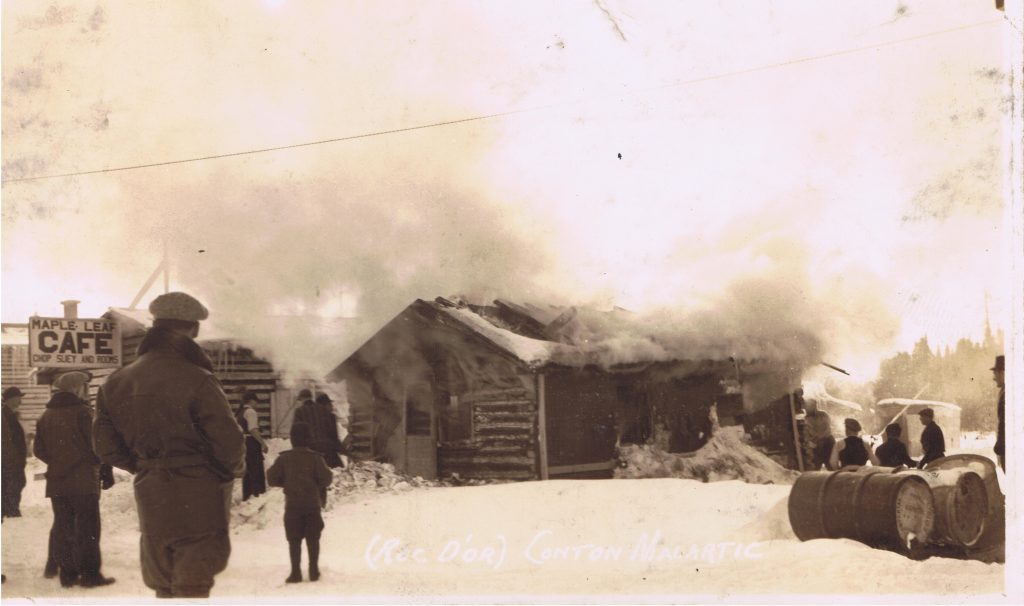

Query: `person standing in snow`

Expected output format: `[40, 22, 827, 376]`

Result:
[916, 408, 945, 469]
[830, 418, 879, 469]
[266, 422, 333, 583]
[875, 423, 916, 468]
[1, 387, 28, 518]
[294, 392, 344, 468]
[43, 384, 115, 581]
[33, 371, 115, 588]
[236, 391, 269, 501]
[93, 292, 245, 599]
[992, 355, 1005, 471]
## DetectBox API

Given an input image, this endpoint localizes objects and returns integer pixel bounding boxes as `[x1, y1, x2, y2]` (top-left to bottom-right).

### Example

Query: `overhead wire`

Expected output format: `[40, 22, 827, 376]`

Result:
[0, 18, 1001, 185]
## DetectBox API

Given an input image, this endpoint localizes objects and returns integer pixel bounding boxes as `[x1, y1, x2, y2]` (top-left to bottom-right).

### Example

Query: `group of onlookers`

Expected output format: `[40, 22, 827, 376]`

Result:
[823, 409, 944, 471]
[2, 291, 347, 596]
[808, 355, 1006, 473]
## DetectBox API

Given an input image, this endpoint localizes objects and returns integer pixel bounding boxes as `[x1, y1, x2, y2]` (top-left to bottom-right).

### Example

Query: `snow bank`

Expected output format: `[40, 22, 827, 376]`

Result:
[615, 426, 799, 485]
[1, 437, 1005, 601]
[230, 440, 499, 533]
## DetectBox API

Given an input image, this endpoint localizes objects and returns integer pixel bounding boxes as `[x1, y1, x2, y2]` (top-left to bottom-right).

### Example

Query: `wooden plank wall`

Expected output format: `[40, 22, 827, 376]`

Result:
[438, 387, 539, 480]
[207, 346, 278, 435]
[1, 344, 49, 438]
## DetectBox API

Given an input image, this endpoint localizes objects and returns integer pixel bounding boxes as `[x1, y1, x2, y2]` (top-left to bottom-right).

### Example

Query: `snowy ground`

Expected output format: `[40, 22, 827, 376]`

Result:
[0, 435, 1007, 602]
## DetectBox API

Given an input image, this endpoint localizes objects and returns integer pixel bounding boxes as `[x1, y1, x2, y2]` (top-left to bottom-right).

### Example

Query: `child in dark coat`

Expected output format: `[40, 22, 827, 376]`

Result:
[267, 422, 334, 583]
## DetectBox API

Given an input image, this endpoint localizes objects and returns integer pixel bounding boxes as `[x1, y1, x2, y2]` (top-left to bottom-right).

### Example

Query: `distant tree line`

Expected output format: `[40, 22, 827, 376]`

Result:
[869, 327, 1004, 432]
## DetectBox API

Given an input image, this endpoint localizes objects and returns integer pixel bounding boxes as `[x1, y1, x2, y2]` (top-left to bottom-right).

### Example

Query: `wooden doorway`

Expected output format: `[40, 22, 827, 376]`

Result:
[403, 381, 438, 479]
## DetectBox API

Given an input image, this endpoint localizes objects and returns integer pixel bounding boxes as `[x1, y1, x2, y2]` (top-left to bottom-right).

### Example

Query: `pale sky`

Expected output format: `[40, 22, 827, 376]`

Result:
[1, 1, 1015, 378]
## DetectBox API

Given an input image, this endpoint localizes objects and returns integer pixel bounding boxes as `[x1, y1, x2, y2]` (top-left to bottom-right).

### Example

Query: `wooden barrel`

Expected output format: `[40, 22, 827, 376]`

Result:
[789, 469, 934, 551]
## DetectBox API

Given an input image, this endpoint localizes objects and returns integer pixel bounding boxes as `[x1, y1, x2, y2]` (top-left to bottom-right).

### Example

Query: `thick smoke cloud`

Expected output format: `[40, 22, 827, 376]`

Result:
[1, 1, 1008, 384]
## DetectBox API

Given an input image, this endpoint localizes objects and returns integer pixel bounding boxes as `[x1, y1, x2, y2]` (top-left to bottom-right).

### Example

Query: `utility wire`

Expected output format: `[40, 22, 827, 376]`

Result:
[1, 109, 549, 184]
[1, 18, 1000, 185]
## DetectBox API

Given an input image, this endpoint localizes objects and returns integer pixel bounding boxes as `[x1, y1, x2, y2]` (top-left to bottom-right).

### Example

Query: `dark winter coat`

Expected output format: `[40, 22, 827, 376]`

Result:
[839, 436, 869, 467]
[93, 327, 245, 537]
[266, 447, 333, 511]
[918, 421, 945, 468]
[813, 435, 836, 470]
[1, 404, 27, 474]
[294, 402, 342, 455]
[33, 391, 101, 498]
[994, 387, 1005, 457]
[876, 438, 915, 468]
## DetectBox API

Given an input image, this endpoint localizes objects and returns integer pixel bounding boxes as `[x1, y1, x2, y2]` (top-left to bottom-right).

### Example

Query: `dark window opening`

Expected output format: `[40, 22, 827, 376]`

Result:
[616, 384, 651, 445]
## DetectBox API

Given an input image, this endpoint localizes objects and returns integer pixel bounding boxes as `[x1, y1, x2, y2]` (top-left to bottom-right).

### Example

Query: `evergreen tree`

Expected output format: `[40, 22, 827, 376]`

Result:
[873, 332, 1003, 431]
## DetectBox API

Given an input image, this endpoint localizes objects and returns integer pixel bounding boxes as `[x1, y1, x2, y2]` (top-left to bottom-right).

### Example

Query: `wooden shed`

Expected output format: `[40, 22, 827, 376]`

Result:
[875, 398, 962, 457]
[328, 297, 803, 481]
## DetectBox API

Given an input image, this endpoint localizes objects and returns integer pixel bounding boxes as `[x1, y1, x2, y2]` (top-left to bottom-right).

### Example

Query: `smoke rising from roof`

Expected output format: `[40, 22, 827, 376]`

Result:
[0, 2, 1007, 384]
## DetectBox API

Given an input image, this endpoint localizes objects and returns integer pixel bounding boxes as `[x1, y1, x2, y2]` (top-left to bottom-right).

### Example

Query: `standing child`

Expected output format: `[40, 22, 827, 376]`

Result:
[267, 422, 333, 583]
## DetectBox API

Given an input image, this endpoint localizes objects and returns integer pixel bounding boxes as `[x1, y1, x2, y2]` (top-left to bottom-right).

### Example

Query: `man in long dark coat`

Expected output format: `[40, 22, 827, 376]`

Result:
[992, 355, 1005, 471]
[94, 292, 245, 599]
[1, 387, 27, 518]
[294, 393, 343, 468]
[34, 371, 115, 588]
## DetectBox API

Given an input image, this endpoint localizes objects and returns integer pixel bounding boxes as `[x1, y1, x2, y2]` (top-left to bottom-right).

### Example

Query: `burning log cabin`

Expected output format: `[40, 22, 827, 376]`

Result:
[328, 297, 804, 481]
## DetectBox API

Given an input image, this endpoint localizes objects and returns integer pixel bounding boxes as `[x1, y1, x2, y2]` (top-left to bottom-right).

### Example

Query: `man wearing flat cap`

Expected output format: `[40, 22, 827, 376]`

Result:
[917, 407, 945, 469]
[34, 371, 115, 588]
[93, 292, 244, 598]
[2, 386, 27, 518]
[992, 355, 1005, 471]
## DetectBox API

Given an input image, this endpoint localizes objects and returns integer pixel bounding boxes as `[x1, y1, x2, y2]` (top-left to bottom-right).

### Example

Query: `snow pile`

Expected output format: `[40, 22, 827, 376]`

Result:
[334, 461, 430, 493]
[229, 444, 501, 533]
[615, 426, 799, 485]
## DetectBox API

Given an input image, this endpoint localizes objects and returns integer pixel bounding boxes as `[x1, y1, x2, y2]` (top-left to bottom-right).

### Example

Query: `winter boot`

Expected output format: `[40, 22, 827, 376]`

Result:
[285, 540, 303, 583]
[43, 560, 59, 579]
[59, 571, 78, 588]
[308, 539, 321, 582]
[78, 574, 116, 588]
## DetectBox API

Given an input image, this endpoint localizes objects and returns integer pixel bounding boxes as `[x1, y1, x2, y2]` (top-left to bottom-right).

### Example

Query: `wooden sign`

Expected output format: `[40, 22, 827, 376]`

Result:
[28, 316, 122, 369]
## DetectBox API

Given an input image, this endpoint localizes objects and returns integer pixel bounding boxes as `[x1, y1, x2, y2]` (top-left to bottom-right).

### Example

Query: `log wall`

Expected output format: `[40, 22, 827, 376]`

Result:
[438, 387, 539, 480]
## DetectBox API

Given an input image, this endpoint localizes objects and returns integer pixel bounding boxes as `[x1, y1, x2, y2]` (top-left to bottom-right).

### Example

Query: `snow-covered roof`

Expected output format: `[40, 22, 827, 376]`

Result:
[875, 398, 961, 411]
[104, 307, 152, 334]
[415, 298, 791, 372]
[1, 324, 29, 346]
[802, 382, 863, 411]
[432, 303, 580, 368]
